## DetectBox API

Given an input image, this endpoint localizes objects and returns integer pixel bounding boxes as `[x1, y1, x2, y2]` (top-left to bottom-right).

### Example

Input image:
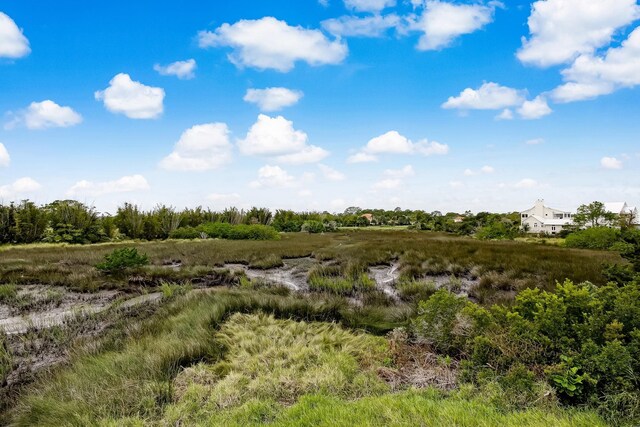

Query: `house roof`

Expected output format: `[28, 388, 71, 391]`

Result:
[529, 215, 572, 226]
[604, 202, 627, 214]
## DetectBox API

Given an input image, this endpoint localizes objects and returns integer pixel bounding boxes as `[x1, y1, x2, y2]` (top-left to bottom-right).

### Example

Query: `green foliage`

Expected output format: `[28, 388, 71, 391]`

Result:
[301, 220, 325, 233]
[0, 283, 18, 302]
[565, 227, 621, 250]
[476, 220, 519, 240]
[96, 248, 149, 274]
[412, 290, 472, 354]
[456, 279, 640, 423]
[44, 200, 105, 244]
[573, 201, 617, 228]
[168, 226, 201, 240]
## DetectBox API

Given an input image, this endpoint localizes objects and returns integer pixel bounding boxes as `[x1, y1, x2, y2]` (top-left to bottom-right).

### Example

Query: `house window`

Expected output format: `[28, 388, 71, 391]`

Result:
[534, 223, 538, 228]
[552, 226, 556, 231]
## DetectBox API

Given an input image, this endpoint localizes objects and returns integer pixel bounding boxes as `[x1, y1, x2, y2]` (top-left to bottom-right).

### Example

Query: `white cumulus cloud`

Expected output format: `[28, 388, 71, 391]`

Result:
[154, 59, 197, 79]
[551, 27, 640, 103]
[349, 130, 448, 162]
[0, 143, 10, 167]
[517, 0, 640, 67]
[517, 96, 552, 119]
[238, 114, 329, 164]
[372, 178, 401, 190]
[601, 156, 623, 170]
[6, 100, 83, 130]
[0, 12, 30, 59]
[443, 82, 525, 110]
[160, 123, 233, 171]
[0, 177, 41, 199]
[67, 175, 150, 197]
[244, 87, 303, 112]
[198, 17, 348, 72]
[95, 73, 165, 119]
[250, 165, 296, 188]
[409, 1, 498, 51]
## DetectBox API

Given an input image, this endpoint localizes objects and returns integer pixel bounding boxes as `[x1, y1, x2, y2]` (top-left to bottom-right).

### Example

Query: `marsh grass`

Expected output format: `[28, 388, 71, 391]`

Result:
[162, 312, 390, 425]
[0, 231, 620, 297]
[9, 289, 409, 426]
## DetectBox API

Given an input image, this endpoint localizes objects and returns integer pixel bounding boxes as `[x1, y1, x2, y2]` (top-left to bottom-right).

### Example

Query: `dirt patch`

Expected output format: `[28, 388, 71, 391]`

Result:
[370, 263, 401, 300]
[226, 257, 318, 291]
[380, 329, 458, 391]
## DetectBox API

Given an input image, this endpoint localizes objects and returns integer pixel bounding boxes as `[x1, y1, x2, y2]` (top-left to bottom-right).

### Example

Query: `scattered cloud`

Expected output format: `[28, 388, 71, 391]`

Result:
[238, 114, 329, 164]
[495, 108, 514, 120]
[160, 123, 233, 171]
[343, 0, 396, 13]
[0, 177, 41, 199]
[198, 17, 348, 72]
[481, 165, 495, 174]
[525, 138, 545, 145]
[319, 164, 346, 181]
[95, 73, 165, 119]
[449, 180, 464, 189]
[383, 165, 415, 178]
[349, 131, 448, 162]
[67, 175, 150, 197]
[551, 27, 640, 103]
[464, 165, 494, 176]
[409, 1, 498, 51]
[514, 178, 539, 189]
[322, 14, 400, 37]
[517, 0, 640, 67]
[0, 12, 30, 59]
[517, 96, 552, 119]
[244, 87, 303, 112]
[443, 82, 525, 110]
[0, 143, 9, 167]
[372, 178, 401, 190]
[153, 59, 196, 79]
[5, 100, 82, 130]
[347, 152, 378, 163]
[601, 156, 623, 170]
[249, 165, 296, 188]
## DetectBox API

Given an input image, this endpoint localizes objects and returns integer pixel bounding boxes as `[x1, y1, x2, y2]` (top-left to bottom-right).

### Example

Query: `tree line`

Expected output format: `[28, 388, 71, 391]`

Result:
[0, 200, 528, 244]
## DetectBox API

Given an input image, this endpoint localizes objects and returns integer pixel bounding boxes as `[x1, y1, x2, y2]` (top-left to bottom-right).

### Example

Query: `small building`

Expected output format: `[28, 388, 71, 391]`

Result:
[520, 199, 573, 235]
[453, 216, 466, 223]
[360, 213, 374, 223]
[604, 202, 639, 228]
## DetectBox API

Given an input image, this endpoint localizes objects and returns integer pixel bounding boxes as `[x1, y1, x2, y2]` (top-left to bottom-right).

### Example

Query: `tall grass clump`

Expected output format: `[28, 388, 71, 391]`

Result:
[307, 264, 375, 296]
[162, 312, 389, 424]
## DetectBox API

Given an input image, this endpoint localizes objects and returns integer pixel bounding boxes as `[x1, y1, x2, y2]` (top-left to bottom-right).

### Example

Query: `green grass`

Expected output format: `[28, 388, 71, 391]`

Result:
[8, 289, 408, 426]
[162, 312, 390, 425]
[8, 289, 606, 426]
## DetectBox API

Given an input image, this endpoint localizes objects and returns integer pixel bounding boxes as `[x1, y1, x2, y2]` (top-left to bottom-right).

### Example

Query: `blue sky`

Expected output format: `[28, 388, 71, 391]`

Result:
[1, 0, 638, 213]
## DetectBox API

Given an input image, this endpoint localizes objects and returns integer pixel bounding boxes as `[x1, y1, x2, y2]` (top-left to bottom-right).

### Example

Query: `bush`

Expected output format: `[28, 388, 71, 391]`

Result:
[301, 220, 325, 234]
[565, 227, 620, 250]
[411, 290, 472, 355]
[195, 222, 279, 240]
[169, 226, 202, 240]
[96, 247, 149, 274]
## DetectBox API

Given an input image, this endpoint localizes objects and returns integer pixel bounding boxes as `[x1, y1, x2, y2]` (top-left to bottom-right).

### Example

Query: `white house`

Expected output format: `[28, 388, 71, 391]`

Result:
[520, 199, 574, 235]
[604, 202, 639, 228]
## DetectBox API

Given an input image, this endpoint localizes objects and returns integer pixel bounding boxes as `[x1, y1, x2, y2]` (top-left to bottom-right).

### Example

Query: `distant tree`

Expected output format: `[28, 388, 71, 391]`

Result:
[573, 201, 616, 228]
[344, 206, 361, 215]
[13, 200, 48, 243]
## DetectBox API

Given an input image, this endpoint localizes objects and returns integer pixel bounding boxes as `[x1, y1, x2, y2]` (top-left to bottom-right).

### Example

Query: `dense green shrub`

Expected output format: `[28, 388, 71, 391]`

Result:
[301, 220, 325, 233]
[96, 248, 149, 274]
[169, 226, 202, 240]
[565, 227, 621, 250]
[413, 278, 640, 423]
[196, 222, 279, 240]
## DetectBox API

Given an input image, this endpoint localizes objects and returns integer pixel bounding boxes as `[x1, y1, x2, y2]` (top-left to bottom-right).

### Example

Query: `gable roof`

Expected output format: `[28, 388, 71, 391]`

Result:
[528, 215, 573, 226]
[604, 202, 627, 214]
